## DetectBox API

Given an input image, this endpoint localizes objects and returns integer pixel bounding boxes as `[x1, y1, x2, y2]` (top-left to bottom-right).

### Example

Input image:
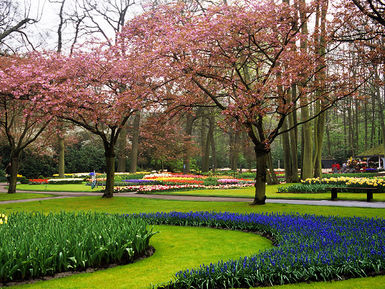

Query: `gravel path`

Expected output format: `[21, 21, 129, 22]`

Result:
[1, 183, 385, 208]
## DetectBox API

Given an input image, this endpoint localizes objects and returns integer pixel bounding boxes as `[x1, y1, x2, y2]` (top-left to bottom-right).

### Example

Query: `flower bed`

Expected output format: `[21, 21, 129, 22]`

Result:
[47, 178, 84, 184]
[28, 179, 49, 184]
[130, 211, 385, 289]
[301, 177, 385, 192]
[0, 212, 156, 283]
[114, 183, 254, 193]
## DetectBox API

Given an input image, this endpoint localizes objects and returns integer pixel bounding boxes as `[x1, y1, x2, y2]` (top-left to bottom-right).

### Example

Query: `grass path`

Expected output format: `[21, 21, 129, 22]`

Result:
[10, 225, 272, 289]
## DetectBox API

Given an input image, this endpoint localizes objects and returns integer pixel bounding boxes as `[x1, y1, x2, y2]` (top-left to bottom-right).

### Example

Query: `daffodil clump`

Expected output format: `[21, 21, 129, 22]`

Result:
[301, 177, 385, 192]
[0, 214, 7, 225]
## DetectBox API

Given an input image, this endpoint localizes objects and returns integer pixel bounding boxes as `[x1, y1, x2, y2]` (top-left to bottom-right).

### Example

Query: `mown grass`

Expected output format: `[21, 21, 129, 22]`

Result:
[0, 197, 384, 289]
[149, 184, 385, 202]
[16, 183, 100, 192]
[17, 182, 385, 202]
[0, 192, 55, 201]
[0, 196, 384, 219]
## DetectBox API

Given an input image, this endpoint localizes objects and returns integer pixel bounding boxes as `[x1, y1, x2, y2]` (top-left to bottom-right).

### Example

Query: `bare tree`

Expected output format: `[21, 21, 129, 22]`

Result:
[351, 0, 385, 28]
[0, 0, 39, 53]
[77, 0, 136, 45]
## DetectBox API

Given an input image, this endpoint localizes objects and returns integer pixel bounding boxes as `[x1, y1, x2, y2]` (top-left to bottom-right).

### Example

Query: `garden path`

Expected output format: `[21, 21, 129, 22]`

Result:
[0, 183, 385, 208]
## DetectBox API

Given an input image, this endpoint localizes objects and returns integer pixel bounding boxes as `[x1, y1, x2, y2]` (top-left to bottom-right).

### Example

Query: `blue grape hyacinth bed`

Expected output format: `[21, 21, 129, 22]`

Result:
[128, 211, 385, 288]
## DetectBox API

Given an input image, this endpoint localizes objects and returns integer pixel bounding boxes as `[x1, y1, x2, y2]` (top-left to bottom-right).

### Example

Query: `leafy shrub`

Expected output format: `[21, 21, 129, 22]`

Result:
[18, 176, 29, 184]
[117, 173, 148, 181]
[236, 172, 255, 179]
[0, 212, 156, 283]
[65, 143, 106, 174]
[132, 211, 385, 289]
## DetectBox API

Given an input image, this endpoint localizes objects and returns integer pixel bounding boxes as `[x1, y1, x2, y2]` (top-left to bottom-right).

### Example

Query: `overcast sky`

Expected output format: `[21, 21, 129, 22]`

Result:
[18, 0, 144, 53]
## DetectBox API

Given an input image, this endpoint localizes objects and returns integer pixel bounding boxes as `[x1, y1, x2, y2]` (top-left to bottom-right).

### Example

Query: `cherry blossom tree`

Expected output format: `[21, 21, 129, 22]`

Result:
[123, 0, 355, 204]
[50, 45, 158, 198]
[0, 54, 55, 193]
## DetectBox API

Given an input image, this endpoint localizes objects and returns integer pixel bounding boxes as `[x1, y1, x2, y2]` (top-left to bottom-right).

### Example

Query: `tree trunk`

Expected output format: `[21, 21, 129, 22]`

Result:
[209, 115, 216, 172]
[103, 144, 115, 198]
[364, 100, 368, 150]
[252, 145, 267, 205]
[183, 114, 194, 173]
[298, 0, 313, 180]
[281, 118, 294, 182]
[202, 118, 210, 172]
[289, 93, 299, 182]
[200, 116, 207, 170]
[301, 106, 313, 179]
[7, 151, 21, 194]
[117, 122, 128, 172]
[129, 112, 141, 173]
[313, 108, 326, 178]
[313, 0, 328, 178]
[58, 136, 65, 178]
[266, 151, 279, 185]
[230, 131, 240, 171]
[375, 72, 385, 163]
[371, 94, 376, 146]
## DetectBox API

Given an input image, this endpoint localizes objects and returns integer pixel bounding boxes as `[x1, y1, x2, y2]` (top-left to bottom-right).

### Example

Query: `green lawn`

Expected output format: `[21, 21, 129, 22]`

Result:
[16, 182, 385, 202]
[16, 183, 102, 192]
[0, 192, 55, 201]
[1, 196, 384, 288]
[148, 184, 385, 202]
[1, 196, 385, 218]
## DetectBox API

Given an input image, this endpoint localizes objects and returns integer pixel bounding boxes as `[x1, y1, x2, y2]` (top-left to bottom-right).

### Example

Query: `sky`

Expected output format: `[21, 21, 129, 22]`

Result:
[13, 0, 144, 53]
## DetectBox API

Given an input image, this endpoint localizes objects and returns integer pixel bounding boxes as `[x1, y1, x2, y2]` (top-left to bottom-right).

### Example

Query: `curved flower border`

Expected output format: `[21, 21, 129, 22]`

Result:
[129, 211, 385, 288]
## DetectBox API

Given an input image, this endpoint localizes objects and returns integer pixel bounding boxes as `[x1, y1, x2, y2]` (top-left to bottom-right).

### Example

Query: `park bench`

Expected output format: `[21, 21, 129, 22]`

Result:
[330, 187, 379, 202]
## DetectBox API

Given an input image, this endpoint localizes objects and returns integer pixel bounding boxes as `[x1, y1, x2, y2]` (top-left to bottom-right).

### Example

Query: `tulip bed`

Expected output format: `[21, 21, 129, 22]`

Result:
[128, 211, 385, 289]
[114, 183, 253, 193]
[0, 212, 156, 284]
[113, 172, 254, 193]
[278, 177, 385, 194]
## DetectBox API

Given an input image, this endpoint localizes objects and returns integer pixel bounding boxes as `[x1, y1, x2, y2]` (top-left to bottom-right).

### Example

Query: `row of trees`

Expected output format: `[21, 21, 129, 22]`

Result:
[0, 0, 384, 204]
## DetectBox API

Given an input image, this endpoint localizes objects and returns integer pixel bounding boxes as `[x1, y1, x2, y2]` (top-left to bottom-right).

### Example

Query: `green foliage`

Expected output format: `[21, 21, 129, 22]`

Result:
[0, 212, 156, 283]
[278, 184, 340, 193]
[114, 173, 148, 182]
[65, 144, 106, 174]
[0, 168, 5, 178]
[203, 177, 219, 186]
[237, 172, 256, 179]
[19, 176, 29, 184]
[19, 152, 56, 179]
